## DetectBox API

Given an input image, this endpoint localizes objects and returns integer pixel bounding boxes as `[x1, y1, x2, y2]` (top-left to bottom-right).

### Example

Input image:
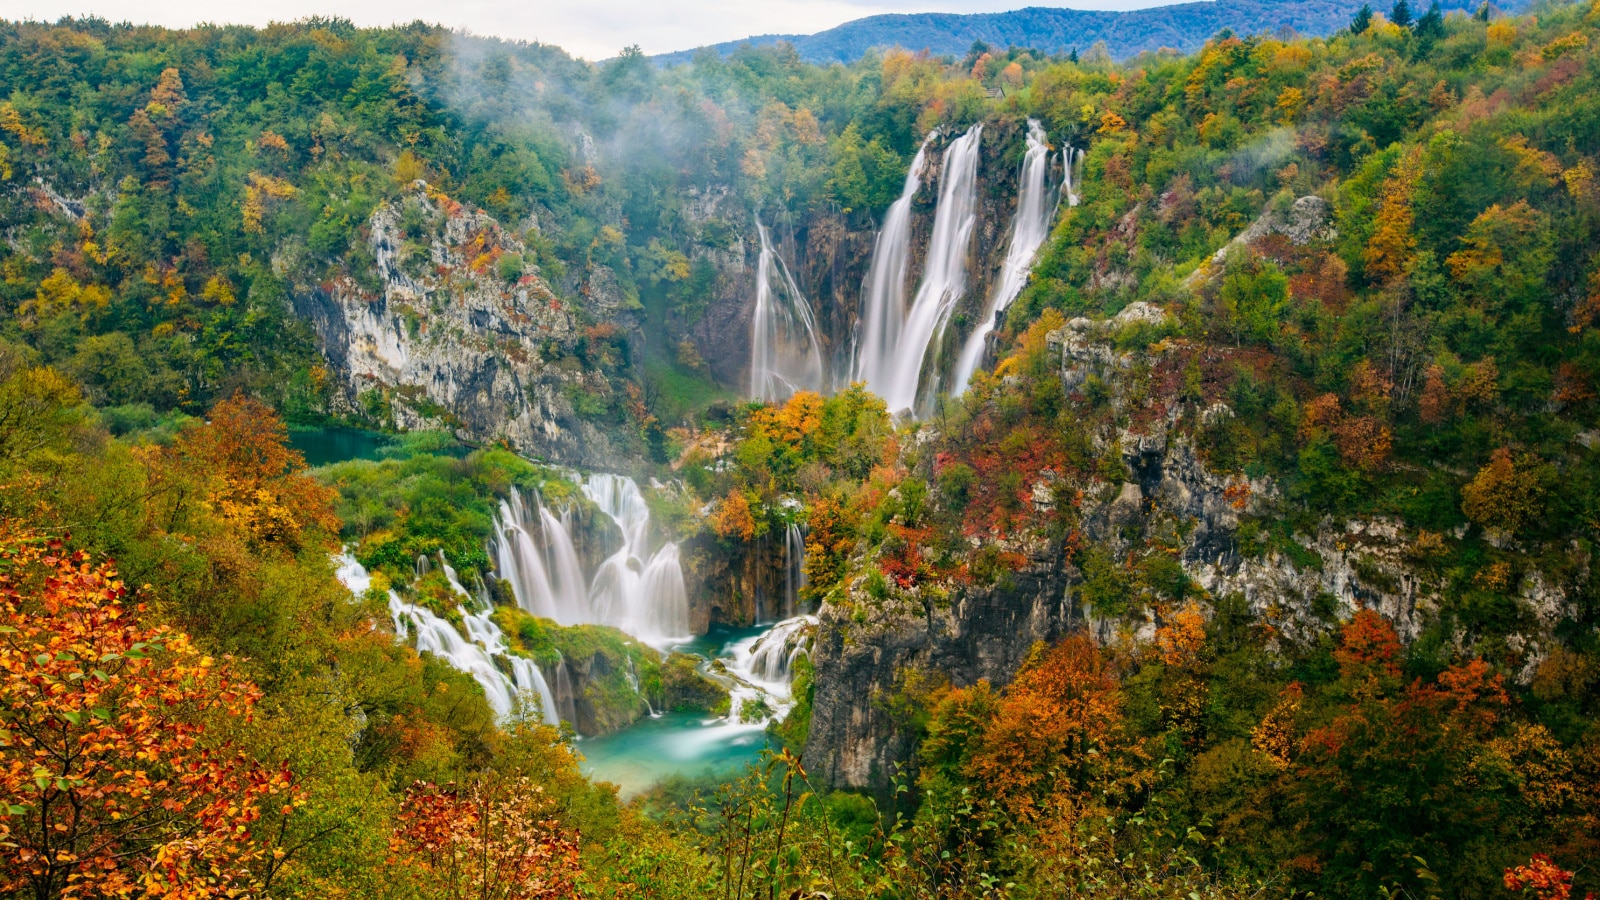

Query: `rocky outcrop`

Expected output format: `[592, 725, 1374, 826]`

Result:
[680, 528, 794, 631]
[1185, 194, 1334, 286]
[804, 547, 1072, 798]
[292, 185, 631, 469]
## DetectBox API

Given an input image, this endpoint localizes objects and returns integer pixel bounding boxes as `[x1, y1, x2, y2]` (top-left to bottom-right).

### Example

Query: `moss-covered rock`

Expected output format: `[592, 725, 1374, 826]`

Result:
[661, 653, 732, 715]
[493, 606, 665, 736]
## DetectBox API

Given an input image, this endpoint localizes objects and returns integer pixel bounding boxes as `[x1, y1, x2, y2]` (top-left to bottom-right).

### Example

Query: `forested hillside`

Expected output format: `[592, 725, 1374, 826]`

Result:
[1, 2, 1598, 899]
[651, 0, 1485, 66]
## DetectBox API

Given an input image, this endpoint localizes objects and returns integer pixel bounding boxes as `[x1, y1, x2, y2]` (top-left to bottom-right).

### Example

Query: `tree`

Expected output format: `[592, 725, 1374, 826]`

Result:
[0, 524, 294, 899]
[389, 776, 580, 900]
[1416, 2, 1446, 42]
[960, 635, 1148, 820]
[162, 393, 339, 553]
[1503, 854, 1589, 900]
[1365, 147, 1422, 284]
[1352, 3, 1374, 33]
[1282, 611, 1522, 896]
[1461, 447, 1548, 536]
[1391, 0, 1414, 28]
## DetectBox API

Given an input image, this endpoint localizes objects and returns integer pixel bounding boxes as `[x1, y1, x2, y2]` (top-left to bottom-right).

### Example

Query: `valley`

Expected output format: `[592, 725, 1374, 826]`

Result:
[0, 3, 1598, 898]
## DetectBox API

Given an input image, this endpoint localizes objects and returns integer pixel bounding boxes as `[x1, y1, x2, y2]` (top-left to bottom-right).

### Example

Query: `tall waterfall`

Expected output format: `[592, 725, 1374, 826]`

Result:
[852, 133, 935, 397]
[1065, 145, 1083, 208]
[581, 473, 692, 648]
[749, 221, 825, 401]
[879, 124, 984, 414]
[335, 551, 559, 724]
[951, 120, 1062, 395]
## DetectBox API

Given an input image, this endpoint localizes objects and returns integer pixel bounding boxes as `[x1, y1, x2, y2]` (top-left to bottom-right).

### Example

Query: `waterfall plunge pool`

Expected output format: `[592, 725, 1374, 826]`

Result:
[579, 619, 814, 797]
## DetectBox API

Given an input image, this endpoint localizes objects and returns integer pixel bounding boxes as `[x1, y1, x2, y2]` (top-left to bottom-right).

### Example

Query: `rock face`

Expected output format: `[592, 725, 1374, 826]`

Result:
[803, 297, 1582, 795]
[680, 530, 793, 632]
[1185, 194, 1335, 286]
[804, 550, 1073, 798]
[292, 186, 631, 468]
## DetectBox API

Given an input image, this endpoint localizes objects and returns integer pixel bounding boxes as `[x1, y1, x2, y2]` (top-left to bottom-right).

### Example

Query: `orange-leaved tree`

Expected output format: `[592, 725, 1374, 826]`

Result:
[1284, 609, 1522, 896]
[1504, 853, 1593, 900]
[0, 524, 295, 899]
[962, 634, 1148, 820]
[388, 776, 580, 900]
[159, 393, 339, 554]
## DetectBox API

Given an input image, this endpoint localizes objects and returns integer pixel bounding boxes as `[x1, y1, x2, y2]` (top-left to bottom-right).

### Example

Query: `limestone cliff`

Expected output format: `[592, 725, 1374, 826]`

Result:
[291, 185, 632, 468]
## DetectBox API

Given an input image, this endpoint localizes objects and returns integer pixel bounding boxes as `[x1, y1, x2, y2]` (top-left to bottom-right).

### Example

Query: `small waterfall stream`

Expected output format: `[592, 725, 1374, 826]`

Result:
[783, 522, 807, 620]
[336, 551, 560, 725]
[952, 119, 1062, 395]
[749, 221, 825, 402]
[879, 123, 984, 414]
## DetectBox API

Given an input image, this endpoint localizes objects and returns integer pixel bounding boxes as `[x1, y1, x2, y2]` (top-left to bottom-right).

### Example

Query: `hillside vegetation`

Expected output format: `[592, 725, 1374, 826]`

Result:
[652, 0, 1484, 66]
[1, 2, 1599, 899]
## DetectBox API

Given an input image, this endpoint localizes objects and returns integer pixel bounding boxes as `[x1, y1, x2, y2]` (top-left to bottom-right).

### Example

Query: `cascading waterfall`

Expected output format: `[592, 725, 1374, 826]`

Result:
[489, 475, 690, 650]
[489, 488, 588, 625]
[335, 551, 559, 724]
[951, 120, 1063, 395]
[879, 123, 984, 414]
[852, 133, 935, 397]
[749, 221, 825, 401]
[581, 473, 691, 649]
[726, 614, 817, 704]
[783, 522, 807, 620]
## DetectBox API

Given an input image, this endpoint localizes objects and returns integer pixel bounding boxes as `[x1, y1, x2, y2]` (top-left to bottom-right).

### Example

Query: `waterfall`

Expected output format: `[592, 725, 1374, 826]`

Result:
[879, 124, 984, 414]
[952, 120, 1062, 395]
[552, 651, 579, 724]
[539, 504, 589, 618]
[749, 221, 825, 402]
[581, 473, 691, 649]
[725, 614, 817, 703]
[335, 551, 559, 725]
[625, 655, 659, 717]
[489, 488, 588, 626]
[853, 133, 936, 397]
[488, 474, 689, 651]
[783, 522, 807, 619]
[1064, 145, 1083, 208]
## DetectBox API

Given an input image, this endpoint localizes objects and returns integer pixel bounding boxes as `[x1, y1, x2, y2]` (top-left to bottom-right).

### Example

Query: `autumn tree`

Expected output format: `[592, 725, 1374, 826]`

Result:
[1364, 147, 1422, 284]
[960, 635, 1147, 820]
[1461, 447, 1549, 536]
[160, 393, 339, 553]
[1278, 611, 1535, 896]
[388, 776, 581, 900]
[1503, 854, 1591, 900]
[0, 524, 294, 899]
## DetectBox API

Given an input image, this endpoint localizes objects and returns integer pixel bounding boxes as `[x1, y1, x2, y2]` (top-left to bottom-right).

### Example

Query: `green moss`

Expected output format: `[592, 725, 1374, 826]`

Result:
[660, 653, 730, 714]
[769, 653, 814, 753]
[493, 606, 673, 733]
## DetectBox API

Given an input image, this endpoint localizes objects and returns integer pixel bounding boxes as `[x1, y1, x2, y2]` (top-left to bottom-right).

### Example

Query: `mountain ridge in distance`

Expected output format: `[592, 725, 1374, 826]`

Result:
[653, 0, 1490, 66]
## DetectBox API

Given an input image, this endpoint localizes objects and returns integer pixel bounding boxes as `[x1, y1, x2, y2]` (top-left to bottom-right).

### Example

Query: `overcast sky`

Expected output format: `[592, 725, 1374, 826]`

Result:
[0, 0, 1182, 60]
